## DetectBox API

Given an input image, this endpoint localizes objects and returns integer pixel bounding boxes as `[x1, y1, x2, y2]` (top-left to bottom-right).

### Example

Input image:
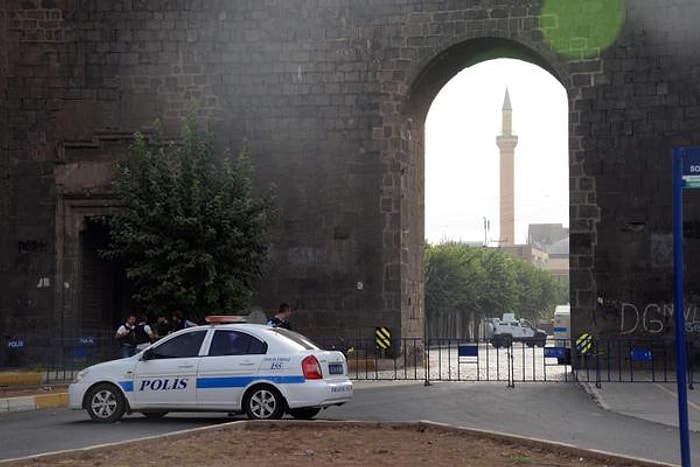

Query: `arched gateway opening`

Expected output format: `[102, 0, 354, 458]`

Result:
[424, 58, 569, 339]
[392, 37, 575, 342]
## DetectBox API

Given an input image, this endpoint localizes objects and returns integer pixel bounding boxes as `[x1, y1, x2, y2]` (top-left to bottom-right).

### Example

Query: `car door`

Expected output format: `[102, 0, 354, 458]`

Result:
[196, 329, 267, 409]
[131, 329, 207, 409]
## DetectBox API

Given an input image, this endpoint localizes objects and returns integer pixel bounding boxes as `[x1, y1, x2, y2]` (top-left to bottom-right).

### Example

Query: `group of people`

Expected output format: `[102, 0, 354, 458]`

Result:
[114, 309, 199, 358]
[114, 303, 295, 358]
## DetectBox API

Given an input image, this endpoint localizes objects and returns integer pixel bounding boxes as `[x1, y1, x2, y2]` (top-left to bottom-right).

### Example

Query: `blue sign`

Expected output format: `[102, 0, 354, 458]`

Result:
[7, 339, 25, 349]
[544, 347, 567, 359]
[681, 146, 700, 189]
[457, 344, 478, 357]
[630, 348, 653, 362]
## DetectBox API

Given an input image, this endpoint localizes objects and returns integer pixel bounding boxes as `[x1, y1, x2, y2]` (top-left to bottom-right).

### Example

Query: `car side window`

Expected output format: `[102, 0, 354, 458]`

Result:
[151, 331, 206, 359]
[209, 330, 267, 356]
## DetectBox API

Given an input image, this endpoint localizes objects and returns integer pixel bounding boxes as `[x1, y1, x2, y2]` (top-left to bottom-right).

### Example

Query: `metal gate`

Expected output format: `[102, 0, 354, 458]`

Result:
[322, 336, 699, 388]
[26, 334, 700, 387]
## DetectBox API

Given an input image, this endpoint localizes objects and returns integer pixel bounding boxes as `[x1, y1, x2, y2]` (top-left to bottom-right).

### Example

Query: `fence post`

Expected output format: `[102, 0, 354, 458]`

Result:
[507, 343, 515, 388]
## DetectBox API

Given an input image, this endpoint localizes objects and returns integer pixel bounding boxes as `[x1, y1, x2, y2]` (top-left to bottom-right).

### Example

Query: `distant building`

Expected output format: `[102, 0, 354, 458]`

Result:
[544, 235, 569, 283]
[500, 243, 548, 269]
[500, 227, 569, 283]
[527, 223, 569, 250]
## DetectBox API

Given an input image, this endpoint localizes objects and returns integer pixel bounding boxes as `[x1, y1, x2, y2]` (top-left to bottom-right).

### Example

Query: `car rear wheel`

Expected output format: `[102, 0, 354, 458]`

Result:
[289, 407, 321, 419]
[86, 383, 126, 423]
[244, 385, 285, 420]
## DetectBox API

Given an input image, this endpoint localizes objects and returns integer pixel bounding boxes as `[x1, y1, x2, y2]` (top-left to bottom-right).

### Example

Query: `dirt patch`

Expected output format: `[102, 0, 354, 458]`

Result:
[1, 421, 666, 467]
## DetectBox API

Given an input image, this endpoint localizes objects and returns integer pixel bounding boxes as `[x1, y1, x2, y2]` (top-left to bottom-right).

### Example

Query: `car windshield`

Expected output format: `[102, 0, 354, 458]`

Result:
[267, 327, 321, 350]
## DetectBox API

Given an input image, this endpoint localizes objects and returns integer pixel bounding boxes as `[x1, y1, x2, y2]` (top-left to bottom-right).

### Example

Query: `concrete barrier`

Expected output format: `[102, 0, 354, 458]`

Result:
[0, 393, 68, 413]
[0, 371, 43, 387]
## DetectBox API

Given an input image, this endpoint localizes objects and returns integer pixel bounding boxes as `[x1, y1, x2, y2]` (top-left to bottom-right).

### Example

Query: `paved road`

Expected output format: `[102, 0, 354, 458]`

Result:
[0, 381, 696, 465]
[345, 381, 696, 465]
[0, 409, 234, 461]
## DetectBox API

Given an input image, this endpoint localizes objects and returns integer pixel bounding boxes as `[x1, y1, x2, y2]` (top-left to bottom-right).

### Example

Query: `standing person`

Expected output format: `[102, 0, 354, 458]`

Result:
[170, 310, 198, 333]
[267, 303, 293, 330]
[154, 314, 173, 340]
[114, 314, 137, 358]
[134, 314, 156, 352]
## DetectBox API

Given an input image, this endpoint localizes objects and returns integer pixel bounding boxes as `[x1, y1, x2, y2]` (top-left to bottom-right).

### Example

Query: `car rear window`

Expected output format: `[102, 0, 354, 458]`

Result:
[267, 328, 320, 350]
[209, 330, 267, 356]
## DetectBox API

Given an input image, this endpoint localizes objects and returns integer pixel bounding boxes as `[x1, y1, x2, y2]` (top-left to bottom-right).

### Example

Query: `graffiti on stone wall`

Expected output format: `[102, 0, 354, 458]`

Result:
[17, 240, 47, 253]
[620, 302, 700, 334]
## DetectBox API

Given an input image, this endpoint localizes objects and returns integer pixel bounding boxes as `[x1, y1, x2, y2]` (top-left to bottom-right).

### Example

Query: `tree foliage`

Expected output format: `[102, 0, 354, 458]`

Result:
[102, 116, 275, 319]
[424, 242, 568, 338]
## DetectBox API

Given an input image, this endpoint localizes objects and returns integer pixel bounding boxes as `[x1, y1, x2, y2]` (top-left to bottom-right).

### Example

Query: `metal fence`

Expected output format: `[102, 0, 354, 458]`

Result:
[316, 336, 576, 386]
[0, 332, 118, 383]
[317, 336, 699, 387]
[2, 333, 697, 388]
[570, 337, 698, 388]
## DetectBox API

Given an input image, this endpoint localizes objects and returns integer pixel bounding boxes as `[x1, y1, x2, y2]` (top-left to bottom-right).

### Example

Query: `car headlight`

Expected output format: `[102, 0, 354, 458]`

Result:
[72, 368, 89, 384]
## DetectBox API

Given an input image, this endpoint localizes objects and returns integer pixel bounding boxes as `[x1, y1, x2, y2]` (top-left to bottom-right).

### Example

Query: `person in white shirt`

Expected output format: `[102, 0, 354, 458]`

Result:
[114, 314, 137, 358]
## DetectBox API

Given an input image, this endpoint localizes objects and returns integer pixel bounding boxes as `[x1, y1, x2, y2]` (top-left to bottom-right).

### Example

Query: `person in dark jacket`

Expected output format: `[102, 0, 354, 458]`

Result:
[155, 314, 173, 340]
[134, 314, 156, 352]
[171, 310, 198, 333]
[266, 303, 293, 330]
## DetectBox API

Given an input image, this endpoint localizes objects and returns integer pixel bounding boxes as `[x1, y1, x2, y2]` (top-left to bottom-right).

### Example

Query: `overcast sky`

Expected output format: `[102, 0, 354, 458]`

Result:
[424, 58, 569, 246]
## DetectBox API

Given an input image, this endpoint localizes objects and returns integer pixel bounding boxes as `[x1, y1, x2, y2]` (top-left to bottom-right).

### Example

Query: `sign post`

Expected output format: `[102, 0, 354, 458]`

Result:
[672, 146, 698, 467]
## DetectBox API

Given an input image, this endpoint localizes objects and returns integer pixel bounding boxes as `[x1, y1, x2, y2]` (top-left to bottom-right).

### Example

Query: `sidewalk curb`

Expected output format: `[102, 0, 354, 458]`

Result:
[0, 372, 44, 387]
[0, 393, 68, 413]
[578, 381, 610, 411]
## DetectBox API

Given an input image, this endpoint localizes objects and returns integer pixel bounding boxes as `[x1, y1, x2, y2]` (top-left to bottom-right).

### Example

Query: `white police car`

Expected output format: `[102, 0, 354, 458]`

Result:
[68, 317, 353, 422]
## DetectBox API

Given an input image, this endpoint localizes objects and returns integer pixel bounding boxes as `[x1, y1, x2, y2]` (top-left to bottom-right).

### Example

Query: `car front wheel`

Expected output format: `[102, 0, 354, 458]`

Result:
[244, 385, 285, 420]
[289, 407, 321, 419]
[85, 383, 126, 423]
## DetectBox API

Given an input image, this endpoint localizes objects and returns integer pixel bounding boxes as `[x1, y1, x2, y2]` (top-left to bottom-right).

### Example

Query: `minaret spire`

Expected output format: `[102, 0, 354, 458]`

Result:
[496, 88, 518, 246]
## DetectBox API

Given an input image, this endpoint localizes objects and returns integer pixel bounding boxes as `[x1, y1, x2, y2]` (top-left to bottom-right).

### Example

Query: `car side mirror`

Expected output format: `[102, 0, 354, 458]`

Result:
[141, 349, 155, 361]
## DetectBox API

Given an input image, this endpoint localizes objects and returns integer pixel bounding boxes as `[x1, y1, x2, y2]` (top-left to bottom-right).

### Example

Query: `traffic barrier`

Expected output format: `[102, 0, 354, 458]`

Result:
[0, 371, 43, 387]
[3, 333, 698, 387]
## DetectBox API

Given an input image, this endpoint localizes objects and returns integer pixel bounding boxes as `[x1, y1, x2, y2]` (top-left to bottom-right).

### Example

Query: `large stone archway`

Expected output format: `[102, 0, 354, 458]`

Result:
[375, 35, 591, 343]
[387, 37, 580, 344]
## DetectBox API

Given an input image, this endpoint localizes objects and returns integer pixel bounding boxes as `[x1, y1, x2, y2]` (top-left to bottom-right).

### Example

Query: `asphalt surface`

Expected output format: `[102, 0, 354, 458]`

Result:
[0, 379, 699, 465]
[348, 380, 699, 466]
[583, 379, 700, 433]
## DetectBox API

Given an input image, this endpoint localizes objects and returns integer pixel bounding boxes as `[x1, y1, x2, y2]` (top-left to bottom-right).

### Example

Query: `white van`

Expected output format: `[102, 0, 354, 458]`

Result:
[552, 304, 571, 346]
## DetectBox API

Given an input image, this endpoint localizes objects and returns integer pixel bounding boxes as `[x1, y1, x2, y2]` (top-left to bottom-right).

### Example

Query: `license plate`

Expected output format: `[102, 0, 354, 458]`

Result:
[328, 363, 343, 375]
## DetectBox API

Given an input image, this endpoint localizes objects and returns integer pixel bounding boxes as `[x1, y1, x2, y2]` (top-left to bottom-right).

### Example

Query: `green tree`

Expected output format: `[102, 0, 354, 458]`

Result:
[513, 260, 557, 323]
[102, 116, 275, 319]
[424, 241, 565, 337]
[424, 242, 487, 338]
[479, 248, 518, 317]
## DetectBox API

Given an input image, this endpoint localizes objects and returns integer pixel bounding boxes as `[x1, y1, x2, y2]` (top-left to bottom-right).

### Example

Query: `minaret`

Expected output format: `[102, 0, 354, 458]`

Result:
[496, 88, 518, 246]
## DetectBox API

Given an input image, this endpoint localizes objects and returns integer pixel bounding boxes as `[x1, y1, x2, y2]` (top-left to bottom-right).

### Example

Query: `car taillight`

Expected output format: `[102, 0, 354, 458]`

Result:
[301, 355, 323, 380]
